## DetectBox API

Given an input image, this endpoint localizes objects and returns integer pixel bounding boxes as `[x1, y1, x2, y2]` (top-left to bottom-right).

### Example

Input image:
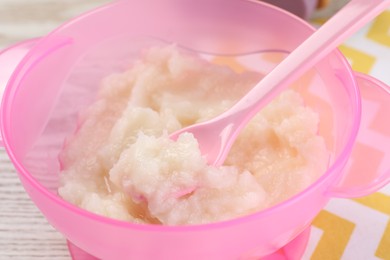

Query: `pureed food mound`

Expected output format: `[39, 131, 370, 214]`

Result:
[58, 46, 328, 225]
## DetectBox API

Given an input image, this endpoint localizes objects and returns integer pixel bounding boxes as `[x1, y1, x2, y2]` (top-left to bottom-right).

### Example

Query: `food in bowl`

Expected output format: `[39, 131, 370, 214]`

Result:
[58, 46, 328, 225]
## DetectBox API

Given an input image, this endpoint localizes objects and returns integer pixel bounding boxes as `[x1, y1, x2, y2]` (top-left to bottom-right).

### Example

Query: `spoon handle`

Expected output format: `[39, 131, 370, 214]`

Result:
[224, 0, 390, 126]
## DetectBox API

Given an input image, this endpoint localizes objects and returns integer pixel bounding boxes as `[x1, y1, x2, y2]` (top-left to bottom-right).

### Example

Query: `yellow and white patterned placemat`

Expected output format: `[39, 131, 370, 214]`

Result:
[302, 9, 390, 260]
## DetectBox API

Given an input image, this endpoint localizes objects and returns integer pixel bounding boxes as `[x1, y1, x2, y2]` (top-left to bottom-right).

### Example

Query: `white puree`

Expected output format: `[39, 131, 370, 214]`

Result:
[59, 46, 328, 225]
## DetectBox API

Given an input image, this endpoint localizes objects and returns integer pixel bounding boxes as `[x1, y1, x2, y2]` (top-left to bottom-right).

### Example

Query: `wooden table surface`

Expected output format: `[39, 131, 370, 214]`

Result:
[0, 1, 109, 259]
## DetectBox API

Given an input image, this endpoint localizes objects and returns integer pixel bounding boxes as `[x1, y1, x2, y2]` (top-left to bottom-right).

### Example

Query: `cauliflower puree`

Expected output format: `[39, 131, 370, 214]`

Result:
[58, 46, 328, 225]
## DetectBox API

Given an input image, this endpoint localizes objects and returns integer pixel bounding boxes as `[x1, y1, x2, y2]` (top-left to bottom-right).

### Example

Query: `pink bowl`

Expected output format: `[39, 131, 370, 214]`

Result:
[1, 0, 389, 259]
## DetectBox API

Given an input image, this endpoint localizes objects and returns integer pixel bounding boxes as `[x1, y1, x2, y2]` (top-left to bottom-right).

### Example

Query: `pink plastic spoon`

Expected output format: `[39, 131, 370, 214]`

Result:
[170, 0, 390, 166]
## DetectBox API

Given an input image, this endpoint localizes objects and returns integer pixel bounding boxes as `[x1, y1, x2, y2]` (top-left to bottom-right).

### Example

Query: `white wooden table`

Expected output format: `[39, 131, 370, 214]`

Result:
[0, 1, 109, 259]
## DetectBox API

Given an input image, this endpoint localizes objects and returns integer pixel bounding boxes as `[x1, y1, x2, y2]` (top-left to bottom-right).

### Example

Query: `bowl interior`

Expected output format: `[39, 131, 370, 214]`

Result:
[4, 0, 358, 217]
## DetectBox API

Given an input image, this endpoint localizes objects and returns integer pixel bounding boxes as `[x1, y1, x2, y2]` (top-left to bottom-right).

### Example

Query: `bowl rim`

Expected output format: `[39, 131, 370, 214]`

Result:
[1, 0, 361, 232]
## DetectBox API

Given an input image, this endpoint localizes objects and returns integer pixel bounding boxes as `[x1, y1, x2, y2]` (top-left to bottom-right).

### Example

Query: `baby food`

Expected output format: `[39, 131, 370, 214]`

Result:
[58, 46, 328, 225]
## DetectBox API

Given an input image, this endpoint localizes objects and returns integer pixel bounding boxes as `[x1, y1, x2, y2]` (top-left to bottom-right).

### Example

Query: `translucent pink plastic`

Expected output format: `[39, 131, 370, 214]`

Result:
[0, 1, 389, 259]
